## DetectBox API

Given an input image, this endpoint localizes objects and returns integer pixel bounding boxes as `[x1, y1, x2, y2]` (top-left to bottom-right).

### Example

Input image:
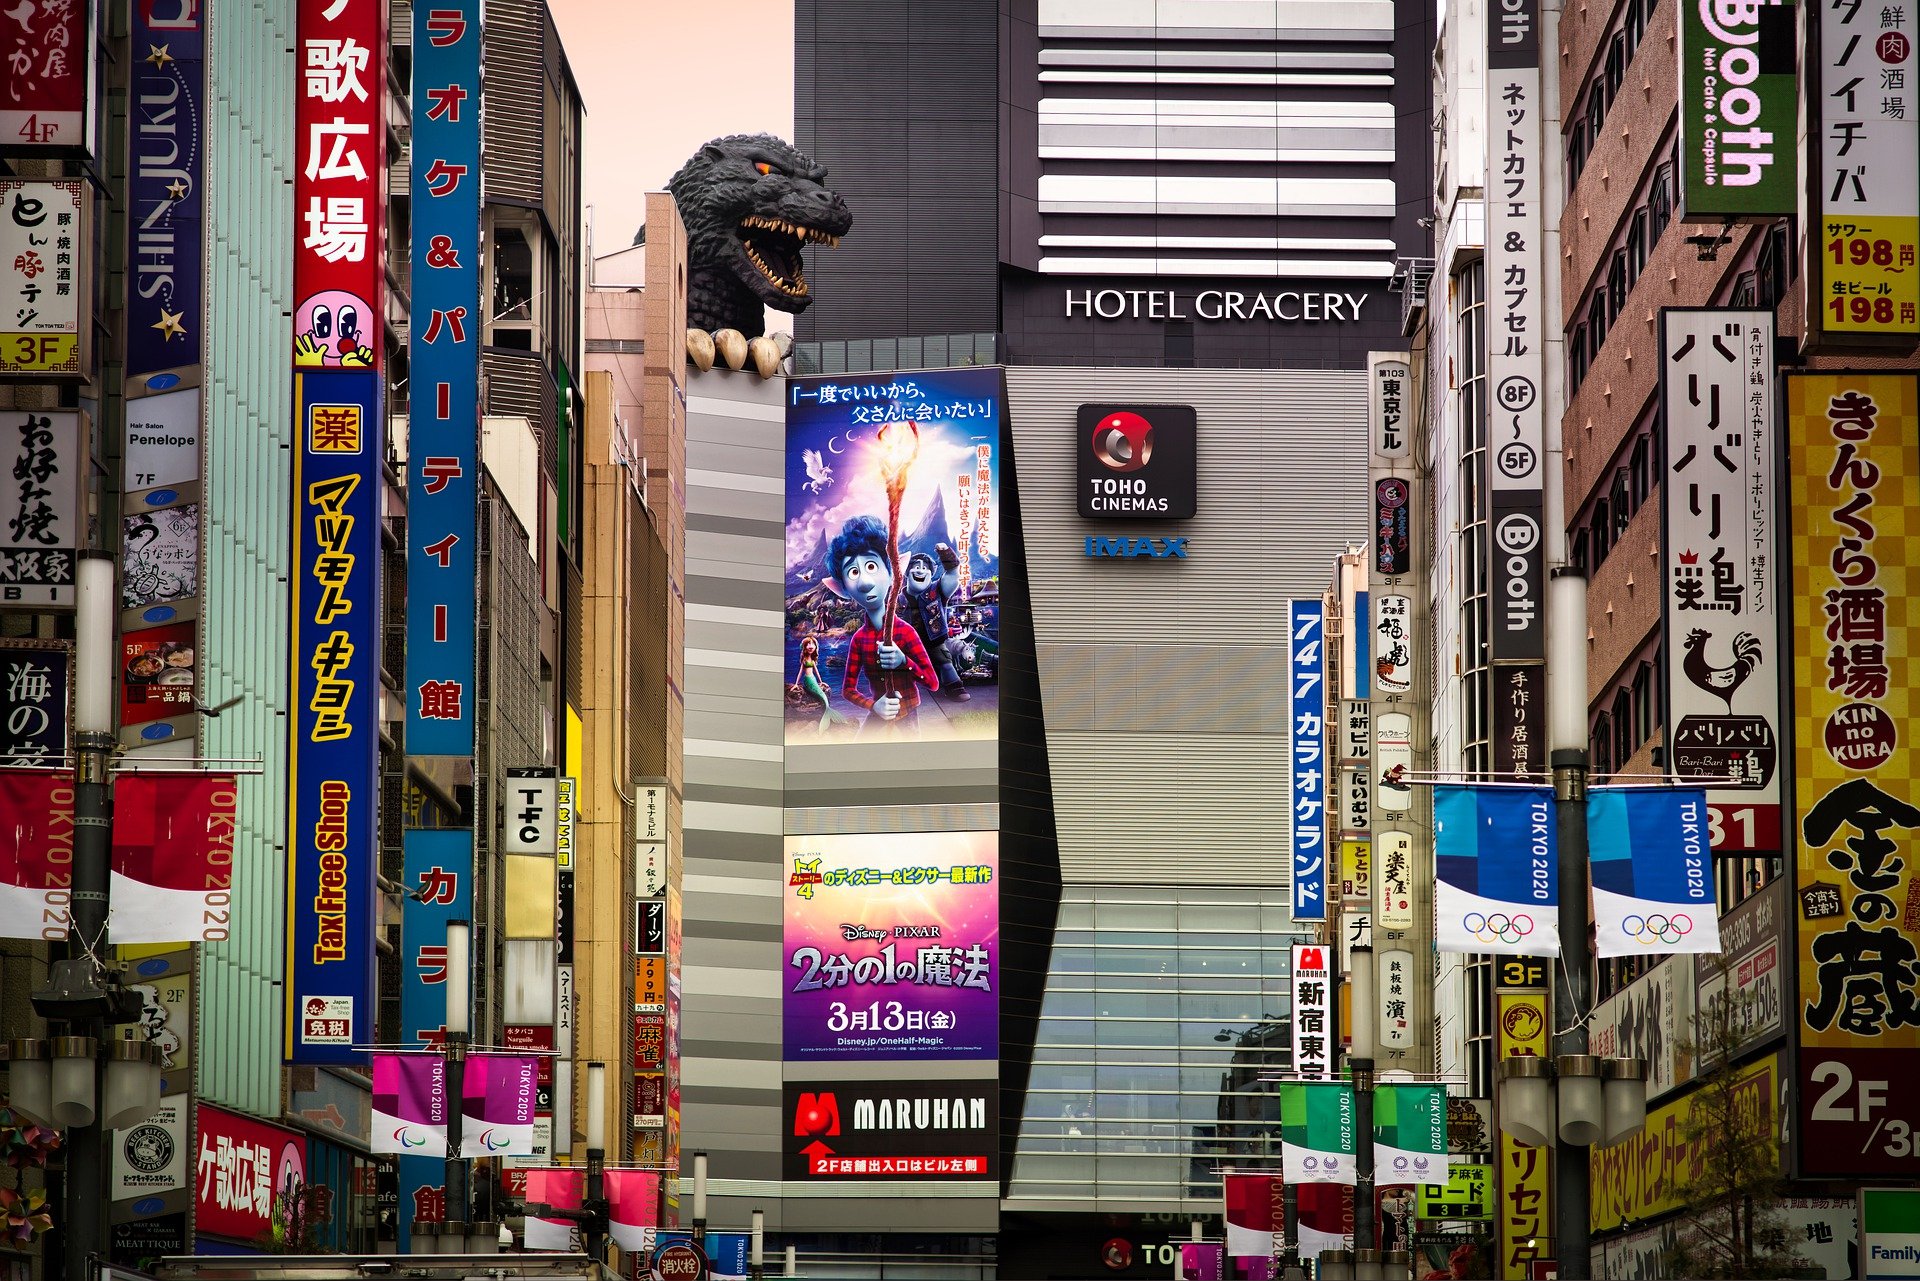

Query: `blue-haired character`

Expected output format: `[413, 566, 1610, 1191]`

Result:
[825, 515, 939, 730]
[901, 544, 969, 701]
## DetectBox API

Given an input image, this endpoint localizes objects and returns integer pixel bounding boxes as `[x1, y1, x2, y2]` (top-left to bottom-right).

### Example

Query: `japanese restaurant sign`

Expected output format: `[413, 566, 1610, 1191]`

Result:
[1660, 310, 1781, 853]
[1, 409, 85, 608]
[1807, 0, 1919, 340]
[0, 0, 94, 152]
[1787, 371, 1920, 1178]
[2, 181, 88, 375]
[405, 0, 480, 756]
[0, 639, 69, 765]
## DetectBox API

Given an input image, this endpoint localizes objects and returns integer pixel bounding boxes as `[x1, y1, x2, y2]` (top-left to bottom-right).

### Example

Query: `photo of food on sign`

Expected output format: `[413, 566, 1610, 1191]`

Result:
[783, 368, 1003, 744]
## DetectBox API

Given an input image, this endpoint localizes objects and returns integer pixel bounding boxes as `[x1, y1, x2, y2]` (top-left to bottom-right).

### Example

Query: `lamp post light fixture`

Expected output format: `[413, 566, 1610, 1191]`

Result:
[750, 1208, 765, 1281]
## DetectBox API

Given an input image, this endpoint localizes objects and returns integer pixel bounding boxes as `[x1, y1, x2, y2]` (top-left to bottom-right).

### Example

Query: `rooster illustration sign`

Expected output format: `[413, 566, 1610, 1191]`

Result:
[1681, 629, 1762, 713]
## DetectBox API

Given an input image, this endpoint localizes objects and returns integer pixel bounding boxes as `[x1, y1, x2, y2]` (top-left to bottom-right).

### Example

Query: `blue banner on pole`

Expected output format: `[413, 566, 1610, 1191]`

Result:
[1291, 599, 1327, 920]
[1433, 784, 1560, 956]
[1588, 787, 1722, 957]
[404, 0, 481, 756]
[287, 369, 384, 1063]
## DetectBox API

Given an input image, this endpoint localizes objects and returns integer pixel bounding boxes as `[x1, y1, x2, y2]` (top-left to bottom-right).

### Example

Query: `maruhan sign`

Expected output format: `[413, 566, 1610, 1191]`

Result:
[1066, 288, 1371, 322]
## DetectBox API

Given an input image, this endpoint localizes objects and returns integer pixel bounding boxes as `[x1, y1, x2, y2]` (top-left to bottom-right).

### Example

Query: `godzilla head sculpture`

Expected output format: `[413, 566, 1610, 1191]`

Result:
[667, 134, 853, 339]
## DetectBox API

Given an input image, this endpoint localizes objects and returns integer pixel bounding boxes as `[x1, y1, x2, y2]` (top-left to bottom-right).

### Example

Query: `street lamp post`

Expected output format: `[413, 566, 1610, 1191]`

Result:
[442, 918, 471, 1249]
[691, 1150, 709, 1254]
[585, 1061, 607, 1264]
[1346, 944, 1376, 1255]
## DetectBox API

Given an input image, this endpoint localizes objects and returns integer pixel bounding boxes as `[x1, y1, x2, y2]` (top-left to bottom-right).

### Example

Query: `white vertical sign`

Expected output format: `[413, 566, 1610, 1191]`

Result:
[1371, 356, 1413, 459]
[1659, 310, 1781, 854]
[1379, 948, 1415, 1050]
[1373, 594, 1413, 696]
[1486, 0, 1547, 661]
[1376, 829, 1416, 930]
[504, 774, 558, 854]
[1292, 943, 1333, 1080]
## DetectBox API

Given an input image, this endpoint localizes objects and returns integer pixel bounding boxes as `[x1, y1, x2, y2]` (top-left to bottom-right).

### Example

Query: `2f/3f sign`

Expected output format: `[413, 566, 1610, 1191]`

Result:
[1802, 1051, 1917, 1176]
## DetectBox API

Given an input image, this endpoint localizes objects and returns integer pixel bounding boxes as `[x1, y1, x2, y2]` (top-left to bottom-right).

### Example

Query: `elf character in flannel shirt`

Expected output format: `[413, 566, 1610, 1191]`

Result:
[826, 514, 940, 732]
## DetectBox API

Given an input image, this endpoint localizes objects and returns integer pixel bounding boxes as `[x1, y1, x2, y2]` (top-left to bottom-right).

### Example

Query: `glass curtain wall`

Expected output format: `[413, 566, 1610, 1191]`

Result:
[1009, 887, 1312, 1206]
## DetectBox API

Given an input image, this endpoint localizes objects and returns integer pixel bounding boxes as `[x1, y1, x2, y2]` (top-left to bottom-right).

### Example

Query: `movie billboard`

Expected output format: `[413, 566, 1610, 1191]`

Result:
[784, 830, 997, 1060]
[784, 369, 1001, 744]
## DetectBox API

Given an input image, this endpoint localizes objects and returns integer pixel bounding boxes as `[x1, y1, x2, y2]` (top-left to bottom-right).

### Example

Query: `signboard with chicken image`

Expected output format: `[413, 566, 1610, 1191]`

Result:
[1658, 310, 1782, 854]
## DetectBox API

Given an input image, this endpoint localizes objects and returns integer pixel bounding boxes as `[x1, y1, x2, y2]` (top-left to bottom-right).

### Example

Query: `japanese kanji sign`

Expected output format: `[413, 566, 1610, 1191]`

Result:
[0, 0, 93, 152]
[783, 830, 998, 1060]
[1661, 309, 1782, 853]
[1291, 599, 1328, 920]
[1677, 0, 1797, 218]
[1371, 354, 1412, 460]
[126, 0, 204, 380]
[1808, 0, 1919, 339]
[293, 0, 384, 369]
[1787, 371, 1920, 1178]
[2, 180, 86, 374]
[1495, 989, 1550, 1279]
[286, 369, 383, 1064]
[1486, 0, 1546, 661]
[1378, 947, 1415, 1050]
[0, 638, 69, 765]
[401, 828, 471, 1047]
[193, 1103, 307, 1244]
[405, 0, 479, 756]
[1292, 943, 1333, 1080]
[1, 409, 84, 608]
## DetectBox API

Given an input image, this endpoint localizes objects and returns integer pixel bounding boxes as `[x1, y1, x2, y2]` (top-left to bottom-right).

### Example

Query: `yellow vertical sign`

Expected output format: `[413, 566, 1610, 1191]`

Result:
[1495, 988, 1550, 1280]
[1787, 373, 1920, 1179]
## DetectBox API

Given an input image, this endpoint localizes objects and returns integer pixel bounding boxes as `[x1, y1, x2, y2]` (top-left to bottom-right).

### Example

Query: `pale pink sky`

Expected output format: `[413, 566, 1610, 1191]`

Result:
[552, 0, 795, 257]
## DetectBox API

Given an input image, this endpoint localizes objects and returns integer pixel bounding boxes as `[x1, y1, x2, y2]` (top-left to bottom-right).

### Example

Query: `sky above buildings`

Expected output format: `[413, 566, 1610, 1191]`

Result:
[553, 0, 794, 260]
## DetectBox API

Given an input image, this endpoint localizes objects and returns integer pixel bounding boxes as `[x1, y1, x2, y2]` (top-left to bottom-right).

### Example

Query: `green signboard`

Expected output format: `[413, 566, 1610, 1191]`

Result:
[1676, 0, 1798, 218]
[1417, 1162, 1493, 1222]
[1860, 1188, 1920, 1279]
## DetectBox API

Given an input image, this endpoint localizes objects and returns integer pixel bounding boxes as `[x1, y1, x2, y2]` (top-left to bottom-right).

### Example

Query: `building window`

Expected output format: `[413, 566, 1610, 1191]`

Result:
[1650, 165, 1674, 242]
[1592, 496, 1612, 563]
[489, 217, 540, 352]
[1458, 260, 1492, 778]
[1632, 661, 1655, 744]
[1604, 33, 1627, 102]
[1613, 688, 1634, 767]
[1630, 435, 1650, 508]
[1607, 250, 1629, 320]
[1732, 271, 1758, 307]
[1588, 294, 1608, 363]
[1628, 209, 1649, 278]
[1592, 712, 1612, 775]
[1609, 469, 1631, 539]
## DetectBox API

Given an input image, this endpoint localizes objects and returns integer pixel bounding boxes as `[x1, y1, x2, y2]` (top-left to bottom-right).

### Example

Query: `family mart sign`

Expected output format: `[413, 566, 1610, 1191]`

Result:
[1863, 1188, 1920, 1279]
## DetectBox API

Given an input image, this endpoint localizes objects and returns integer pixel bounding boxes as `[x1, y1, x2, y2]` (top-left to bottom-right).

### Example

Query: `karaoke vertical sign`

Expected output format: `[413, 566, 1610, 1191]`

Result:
[288, 0, 385, 1065]
[1291, 599, 1328, 920]
[405, 0, 480, 757]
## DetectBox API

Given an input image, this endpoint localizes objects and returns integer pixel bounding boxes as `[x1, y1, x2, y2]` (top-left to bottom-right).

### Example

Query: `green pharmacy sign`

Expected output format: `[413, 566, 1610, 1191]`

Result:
[1677, 0, 1798, 218]
[1280, 1083, 1357, 1186]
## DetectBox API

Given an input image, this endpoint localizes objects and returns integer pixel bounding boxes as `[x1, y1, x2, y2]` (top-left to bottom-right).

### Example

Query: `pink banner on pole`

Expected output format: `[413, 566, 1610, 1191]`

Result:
[372, 1052, 448, 1157]
[0, 770, 72, 941]
[523, 1168, 584, 1252]
[604, 1169, 660, 1252]
[109, 773, 237, 942]
[459, 1054, 537, 1157]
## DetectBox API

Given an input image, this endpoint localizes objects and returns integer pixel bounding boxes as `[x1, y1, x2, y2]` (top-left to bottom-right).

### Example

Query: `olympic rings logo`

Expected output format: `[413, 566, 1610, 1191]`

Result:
[1462, 912, 1535, 945]
[1623, 914, 1693, 945]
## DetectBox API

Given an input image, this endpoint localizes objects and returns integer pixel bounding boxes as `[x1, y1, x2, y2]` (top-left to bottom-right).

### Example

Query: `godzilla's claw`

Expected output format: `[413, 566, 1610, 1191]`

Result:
[748, 336, 782, 378]
[713, 328, 748, 371]
[686, 328, 715, 372]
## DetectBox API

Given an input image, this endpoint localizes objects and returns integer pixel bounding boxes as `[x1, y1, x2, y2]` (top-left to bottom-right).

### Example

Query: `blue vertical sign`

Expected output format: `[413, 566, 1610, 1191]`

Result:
[405, 0, 481, 756]
[287, 369, 384, 1063]
[397, 828, 471, 1251]
[126, 0, 203, 380]
[1291, 599, 1328, 920]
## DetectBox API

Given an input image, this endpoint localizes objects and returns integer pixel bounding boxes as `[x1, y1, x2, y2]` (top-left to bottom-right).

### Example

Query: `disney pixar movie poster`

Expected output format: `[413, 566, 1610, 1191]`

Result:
[784, 367, 1002, 744]
[784, 830, 999, 1060]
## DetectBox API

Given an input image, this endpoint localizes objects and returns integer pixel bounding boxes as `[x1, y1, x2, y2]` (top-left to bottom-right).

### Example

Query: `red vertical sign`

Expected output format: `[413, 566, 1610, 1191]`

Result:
[292, 0, 385, 371]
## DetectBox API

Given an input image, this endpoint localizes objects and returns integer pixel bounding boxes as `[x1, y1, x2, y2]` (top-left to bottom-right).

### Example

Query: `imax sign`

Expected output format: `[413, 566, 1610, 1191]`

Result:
[1084, 535, 1187, 559]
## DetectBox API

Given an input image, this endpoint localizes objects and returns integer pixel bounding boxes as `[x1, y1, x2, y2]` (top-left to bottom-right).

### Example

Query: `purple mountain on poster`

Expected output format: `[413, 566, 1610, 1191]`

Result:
[787, 488, 957, 593]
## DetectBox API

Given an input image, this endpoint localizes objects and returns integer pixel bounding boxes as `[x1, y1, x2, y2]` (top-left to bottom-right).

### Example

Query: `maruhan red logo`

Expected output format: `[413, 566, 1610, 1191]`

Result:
[793, 1092, 840, 1137]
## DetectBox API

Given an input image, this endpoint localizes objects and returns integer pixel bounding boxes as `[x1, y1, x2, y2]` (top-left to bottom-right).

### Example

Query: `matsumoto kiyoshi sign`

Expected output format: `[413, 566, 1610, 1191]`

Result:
[1064, 287, 1371, 322]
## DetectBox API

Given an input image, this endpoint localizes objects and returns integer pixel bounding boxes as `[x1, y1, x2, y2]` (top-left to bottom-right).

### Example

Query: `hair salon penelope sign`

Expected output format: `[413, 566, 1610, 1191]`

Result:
[1065, 288, 1371, 322]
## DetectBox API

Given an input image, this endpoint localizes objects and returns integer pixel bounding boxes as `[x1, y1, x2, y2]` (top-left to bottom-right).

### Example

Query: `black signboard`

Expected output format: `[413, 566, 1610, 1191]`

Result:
[1375, 477, 1411, 576]
[1492, 662, 1545, 781]
[112, 1212, 188, 1271]
[783, 1079, 999, 1181]
[0, 637, 71, 765]
[634, 898, 666, 956]
[1076, 404, 1197, 520]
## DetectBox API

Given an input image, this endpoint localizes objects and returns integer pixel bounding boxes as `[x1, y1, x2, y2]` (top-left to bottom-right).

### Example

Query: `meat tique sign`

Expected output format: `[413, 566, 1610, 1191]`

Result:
[1659, 309, 1781, 853]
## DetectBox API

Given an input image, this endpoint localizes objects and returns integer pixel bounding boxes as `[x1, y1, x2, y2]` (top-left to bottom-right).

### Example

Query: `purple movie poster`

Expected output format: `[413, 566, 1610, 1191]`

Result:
[784, 831, 998, 1060]
[784, 368, 1002, 745]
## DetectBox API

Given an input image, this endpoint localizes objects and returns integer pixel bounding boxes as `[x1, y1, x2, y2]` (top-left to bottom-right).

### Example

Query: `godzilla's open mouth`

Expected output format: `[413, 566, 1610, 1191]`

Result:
[737, 214, 841, 299]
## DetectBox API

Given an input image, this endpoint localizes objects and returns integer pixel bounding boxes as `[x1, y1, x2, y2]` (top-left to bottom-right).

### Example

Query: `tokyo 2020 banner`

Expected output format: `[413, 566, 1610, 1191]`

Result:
[784, 368, 1002, 744]
[784, 830, 997, 1060]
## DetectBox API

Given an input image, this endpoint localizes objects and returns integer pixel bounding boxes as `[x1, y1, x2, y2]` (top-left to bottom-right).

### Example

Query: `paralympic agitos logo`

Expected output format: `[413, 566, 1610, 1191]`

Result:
[1076, 404, 1197, 521]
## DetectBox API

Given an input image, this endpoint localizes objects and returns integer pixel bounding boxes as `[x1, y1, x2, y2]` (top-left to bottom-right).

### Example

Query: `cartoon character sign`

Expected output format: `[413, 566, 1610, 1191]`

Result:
[294, 289, 377, 367]
[784, 368, 1003, 744]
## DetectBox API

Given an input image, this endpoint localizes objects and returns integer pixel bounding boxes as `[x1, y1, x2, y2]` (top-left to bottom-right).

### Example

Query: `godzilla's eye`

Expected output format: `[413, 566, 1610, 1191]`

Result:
[755, 162, 774, 176]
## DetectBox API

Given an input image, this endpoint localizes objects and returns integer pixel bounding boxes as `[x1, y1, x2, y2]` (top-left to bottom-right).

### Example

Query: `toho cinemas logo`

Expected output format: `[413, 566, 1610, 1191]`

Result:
[1076, 404, 1198, 521]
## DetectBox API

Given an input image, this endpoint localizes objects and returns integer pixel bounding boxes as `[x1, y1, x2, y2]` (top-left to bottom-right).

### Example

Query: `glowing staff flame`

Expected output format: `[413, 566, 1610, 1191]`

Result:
[874, 419, 921, 703]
